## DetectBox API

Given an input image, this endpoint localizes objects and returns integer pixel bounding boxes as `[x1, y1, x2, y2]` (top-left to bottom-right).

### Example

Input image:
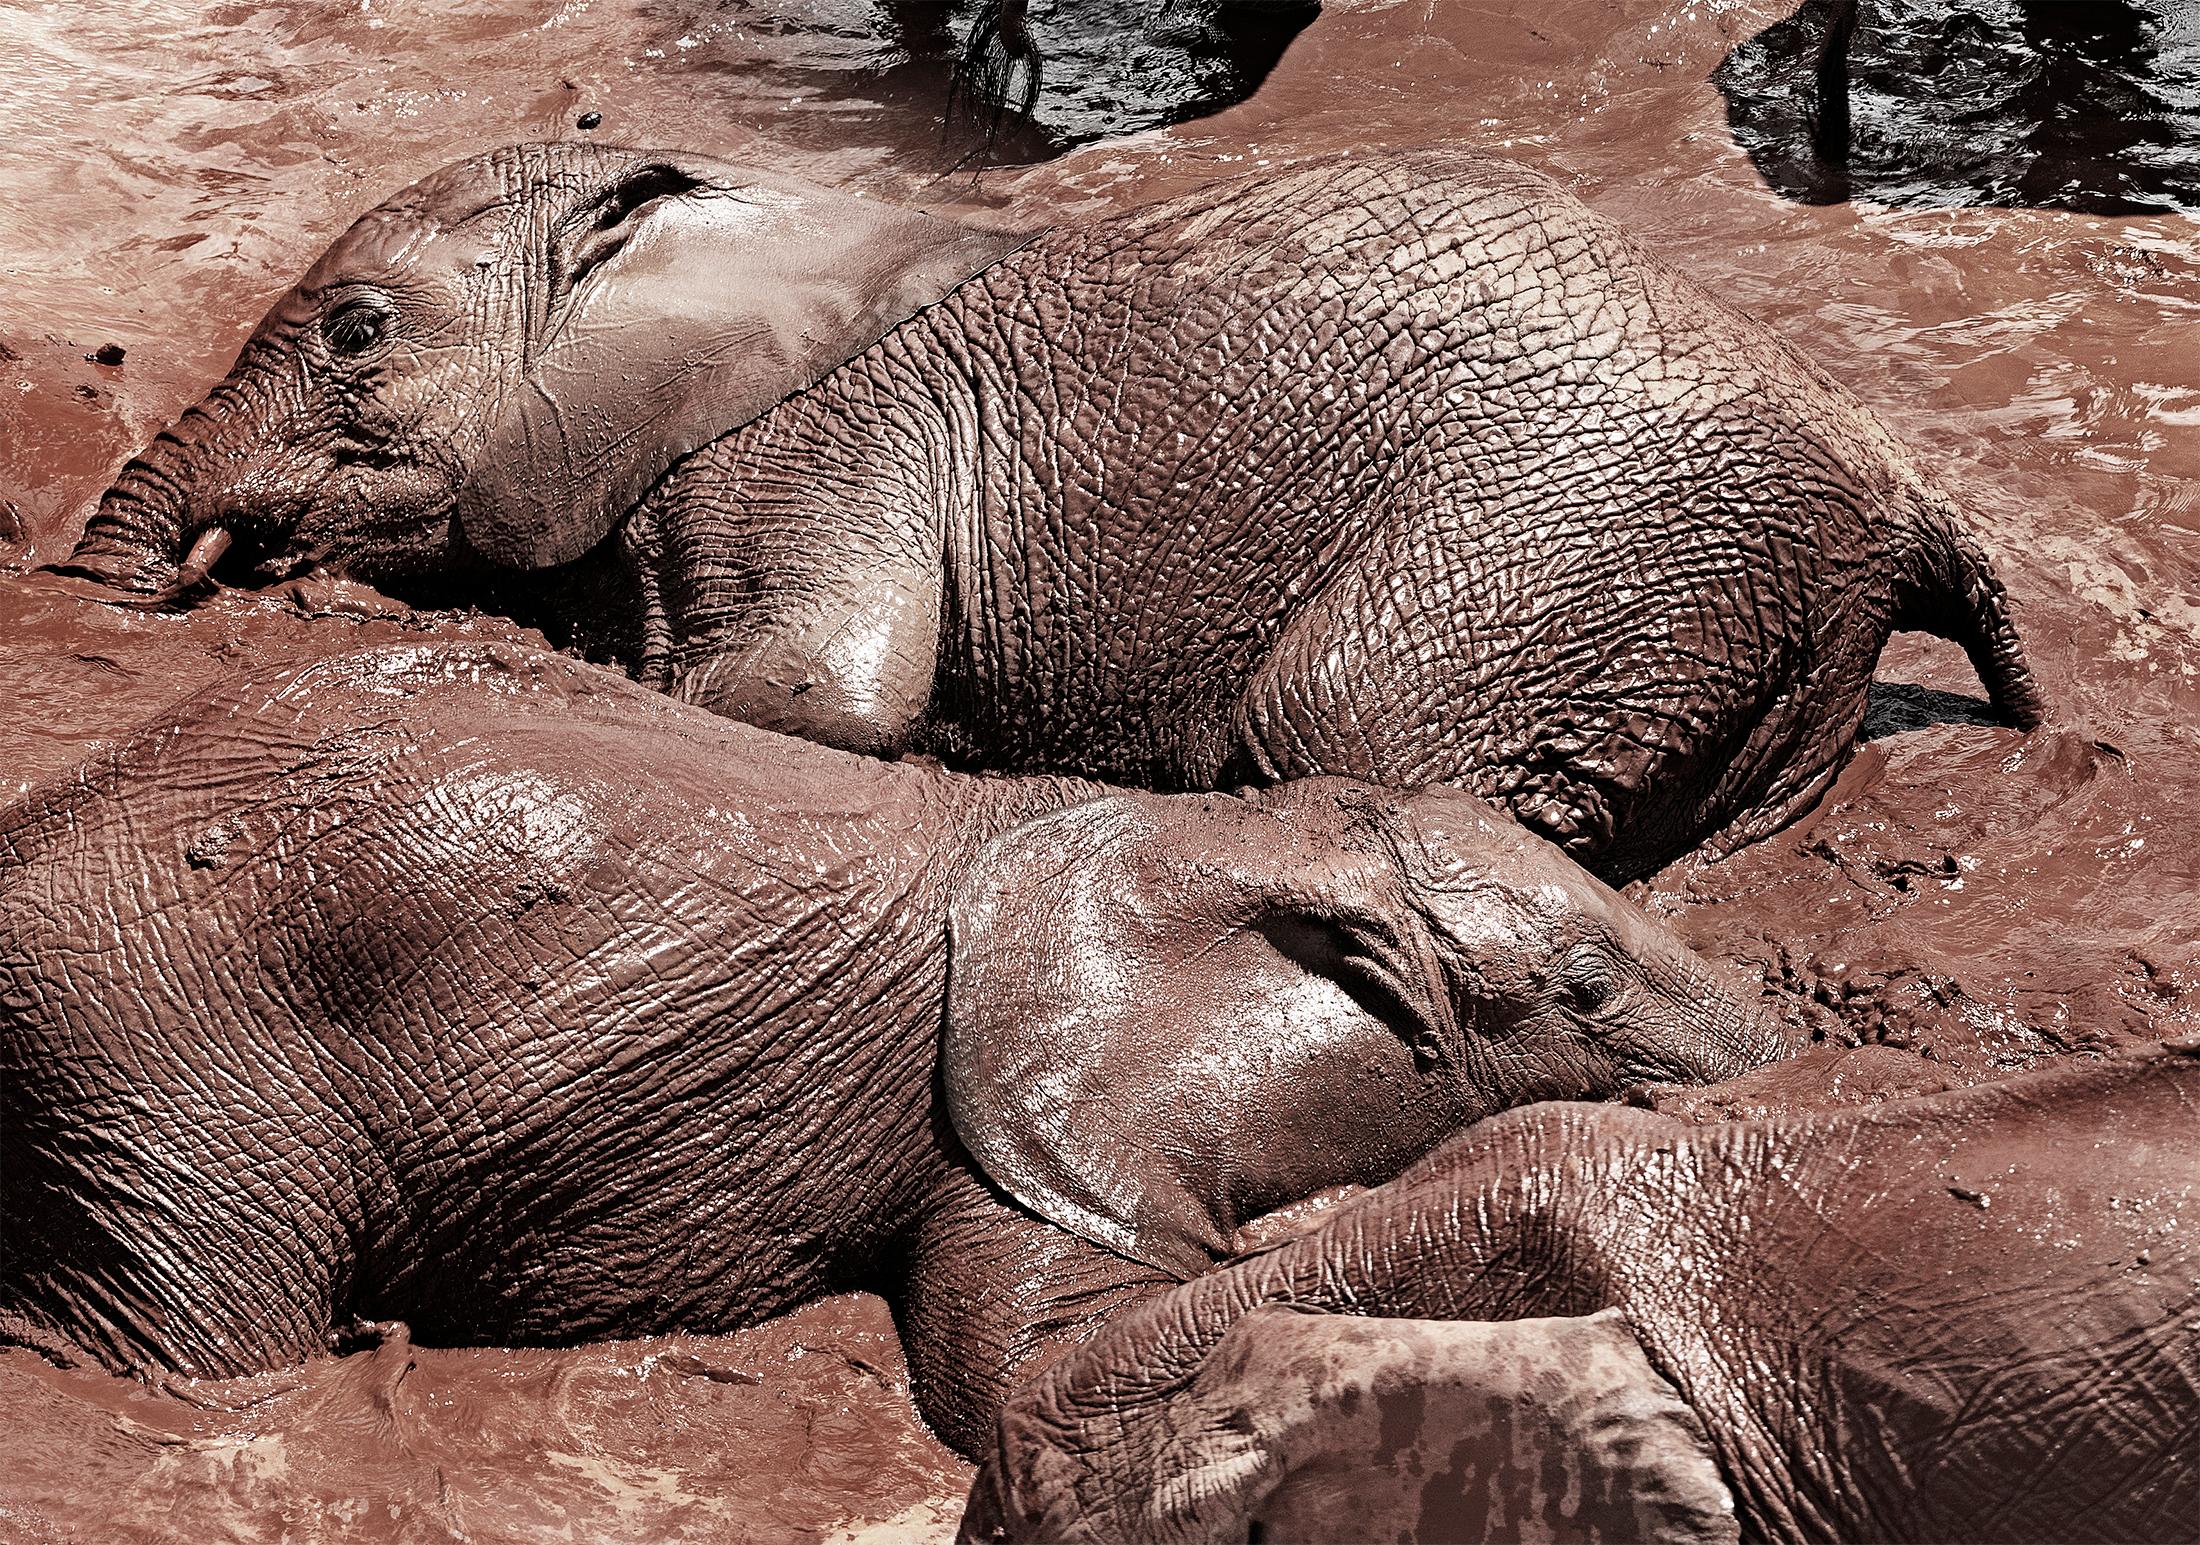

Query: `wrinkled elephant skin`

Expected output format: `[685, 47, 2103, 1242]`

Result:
[964, 1043, 2200, 1544]
[64, 146, 2043, 882]
[0, 641, 1774, 1455]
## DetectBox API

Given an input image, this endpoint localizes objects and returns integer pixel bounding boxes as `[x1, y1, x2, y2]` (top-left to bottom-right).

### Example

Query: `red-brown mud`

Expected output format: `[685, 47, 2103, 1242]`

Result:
[3, 1, 2195, 1538]
[0, 1296, 968, 1544]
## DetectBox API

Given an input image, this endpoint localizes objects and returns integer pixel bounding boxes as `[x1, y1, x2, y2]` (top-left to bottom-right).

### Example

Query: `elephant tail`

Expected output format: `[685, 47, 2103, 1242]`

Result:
[1893, 499, 2048, 732]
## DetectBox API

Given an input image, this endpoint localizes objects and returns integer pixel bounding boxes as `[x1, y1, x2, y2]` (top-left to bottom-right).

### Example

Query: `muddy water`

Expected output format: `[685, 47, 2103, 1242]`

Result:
[0, 1298, 969, 1544]
[3, 0, 2196, 1538]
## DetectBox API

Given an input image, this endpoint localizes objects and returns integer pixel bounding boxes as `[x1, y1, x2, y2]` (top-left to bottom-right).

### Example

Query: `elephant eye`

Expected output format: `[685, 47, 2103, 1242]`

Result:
[322, 297, 393, 356]
[1560, 946, 1619, 1013]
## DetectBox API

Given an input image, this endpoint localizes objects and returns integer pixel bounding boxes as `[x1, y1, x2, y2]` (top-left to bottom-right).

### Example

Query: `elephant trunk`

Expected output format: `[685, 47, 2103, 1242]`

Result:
[60, 439, 195, 595]
[1682, 971, 1789, 1087]
[54, 389, 253, 601]
[1597, 903, 1790, 1091]
[953, 1104, 1601, 1543]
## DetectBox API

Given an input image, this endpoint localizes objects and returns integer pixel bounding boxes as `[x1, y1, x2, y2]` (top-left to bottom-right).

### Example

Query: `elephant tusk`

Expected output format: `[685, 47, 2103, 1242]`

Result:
[38, 525, 236, 613]
[173, 526, 233, 592]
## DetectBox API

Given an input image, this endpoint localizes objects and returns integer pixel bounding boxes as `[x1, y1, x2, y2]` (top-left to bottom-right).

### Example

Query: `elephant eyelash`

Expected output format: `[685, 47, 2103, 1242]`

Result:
[331, 441, 403, 471]
[321, 297, 395, 356]
[1556, 944, 1628, 1016]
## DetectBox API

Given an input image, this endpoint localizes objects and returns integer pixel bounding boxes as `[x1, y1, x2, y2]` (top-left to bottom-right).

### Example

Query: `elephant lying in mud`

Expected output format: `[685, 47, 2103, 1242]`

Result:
[0, 642, 1775, 1453]
[965, 1042, 2200, 1545]
[61, 143, 2044, 882]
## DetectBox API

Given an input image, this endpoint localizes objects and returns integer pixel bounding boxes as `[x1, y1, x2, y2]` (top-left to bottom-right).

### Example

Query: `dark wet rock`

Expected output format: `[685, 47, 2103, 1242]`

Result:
[948, 0, 1321, 150]
[1716, 0, 2200, 213]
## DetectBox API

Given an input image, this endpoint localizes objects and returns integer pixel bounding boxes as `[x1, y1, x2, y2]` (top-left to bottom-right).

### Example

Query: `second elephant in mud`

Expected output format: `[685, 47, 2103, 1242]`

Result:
[0, 642, 1775, 1453]
[65, 146, 2043, 881]
[965, 1043, 2200, 1545]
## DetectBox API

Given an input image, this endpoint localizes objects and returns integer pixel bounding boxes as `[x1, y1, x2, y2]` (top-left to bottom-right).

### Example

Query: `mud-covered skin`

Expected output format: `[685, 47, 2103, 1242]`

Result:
[61, 142, 1023, 599]
[65, 148, 2040, 885]
[964, 1044, 2200, 1544]
[0, 641, 1773, 1455]
[636, 149, 2043, 881]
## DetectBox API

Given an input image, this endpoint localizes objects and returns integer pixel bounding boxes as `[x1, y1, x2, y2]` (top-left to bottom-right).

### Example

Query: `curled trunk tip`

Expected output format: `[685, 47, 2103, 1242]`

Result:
[49, 519, 228, 609]
[174, 526, 232, 592]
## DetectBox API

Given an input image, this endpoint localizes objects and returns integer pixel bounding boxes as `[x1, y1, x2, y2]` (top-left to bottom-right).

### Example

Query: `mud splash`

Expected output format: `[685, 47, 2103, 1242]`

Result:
[3, 0, 2196, 1538]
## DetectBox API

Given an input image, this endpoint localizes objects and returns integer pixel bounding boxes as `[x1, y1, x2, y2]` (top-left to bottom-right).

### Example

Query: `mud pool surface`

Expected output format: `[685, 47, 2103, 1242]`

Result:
[2, 1, 2195, 1539]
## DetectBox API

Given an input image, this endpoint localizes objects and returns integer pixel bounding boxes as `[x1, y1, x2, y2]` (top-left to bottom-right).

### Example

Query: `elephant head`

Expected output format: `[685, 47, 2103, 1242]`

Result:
[944, 778, 1783, 1276]
[59, 143, 1023, 598]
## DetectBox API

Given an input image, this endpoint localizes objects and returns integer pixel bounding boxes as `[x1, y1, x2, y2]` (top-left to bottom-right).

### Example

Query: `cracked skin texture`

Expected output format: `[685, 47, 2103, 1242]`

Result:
[0, 0, 2191, 1537]
[640, 148, 2040, 884]
[964, 1042, 2200, 1545]
[0, 643, 1135, 1455]
[0, 639, 1773, 1458]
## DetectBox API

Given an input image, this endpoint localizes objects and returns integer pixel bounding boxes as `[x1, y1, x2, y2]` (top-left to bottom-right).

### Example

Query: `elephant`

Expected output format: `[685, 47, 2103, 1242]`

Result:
[57, 144, 2046, 882]
[963, 1039, 2200, 1544]
[0, 640, 1778, 1456]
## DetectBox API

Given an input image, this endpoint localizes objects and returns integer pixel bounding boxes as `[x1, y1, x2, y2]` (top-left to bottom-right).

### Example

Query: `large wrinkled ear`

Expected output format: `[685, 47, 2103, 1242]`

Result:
[456, 153, 1028, 569]
[961, 1306, 1739, 1544]
[944, 789, 1468, 1278]
[1238, 1310, 1736, 1544]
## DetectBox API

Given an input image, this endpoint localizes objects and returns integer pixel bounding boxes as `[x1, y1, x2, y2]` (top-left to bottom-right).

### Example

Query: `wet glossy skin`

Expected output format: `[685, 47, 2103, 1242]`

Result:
[0, 640, 1773, 1454]
[631, 147, 2047, 893]
[58, 143, 2039, 886]
[967, 1043, 2200, 1544]
[4, 1, 2197, 1538]
[8, 0, 2188, 1087]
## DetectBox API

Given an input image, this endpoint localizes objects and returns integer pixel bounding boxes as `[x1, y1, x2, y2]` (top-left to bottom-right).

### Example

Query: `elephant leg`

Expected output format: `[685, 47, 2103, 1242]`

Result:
[1681, 675, 1870, 862]
[646, 422, 949, 758]
[1223, 561, 1648, 862]
[1221, 555, 1475, 789]
[959, 1305, 1737, 1545]
[1224, 538, 1858, 879]
[1, 1111, 350, 1379]
[889, 1162, 1172, 1459]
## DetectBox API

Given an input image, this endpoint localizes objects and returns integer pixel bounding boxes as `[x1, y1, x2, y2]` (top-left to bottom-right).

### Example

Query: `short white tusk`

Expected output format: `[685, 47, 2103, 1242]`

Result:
[174, 526, 232, 590]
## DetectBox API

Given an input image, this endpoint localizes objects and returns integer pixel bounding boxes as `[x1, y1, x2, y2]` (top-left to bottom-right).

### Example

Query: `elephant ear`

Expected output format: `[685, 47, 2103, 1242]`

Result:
[1235, 1310, 1737, 1544]
[456, 153, 1029, 569]
[964, 1306, 1740, 1544]
[944, 790, 1465, 1279]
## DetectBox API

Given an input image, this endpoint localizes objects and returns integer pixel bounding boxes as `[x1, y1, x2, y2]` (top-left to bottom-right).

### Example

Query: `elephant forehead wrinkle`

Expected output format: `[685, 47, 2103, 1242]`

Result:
[689, 802, 761, 850]
[1524, 880, 1581, 918]
[1430, 886, 1545, 959]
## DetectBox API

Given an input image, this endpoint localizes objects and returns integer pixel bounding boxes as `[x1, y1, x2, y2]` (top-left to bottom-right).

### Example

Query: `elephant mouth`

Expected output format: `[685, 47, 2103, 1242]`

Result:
[205, 526, 327, 588]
